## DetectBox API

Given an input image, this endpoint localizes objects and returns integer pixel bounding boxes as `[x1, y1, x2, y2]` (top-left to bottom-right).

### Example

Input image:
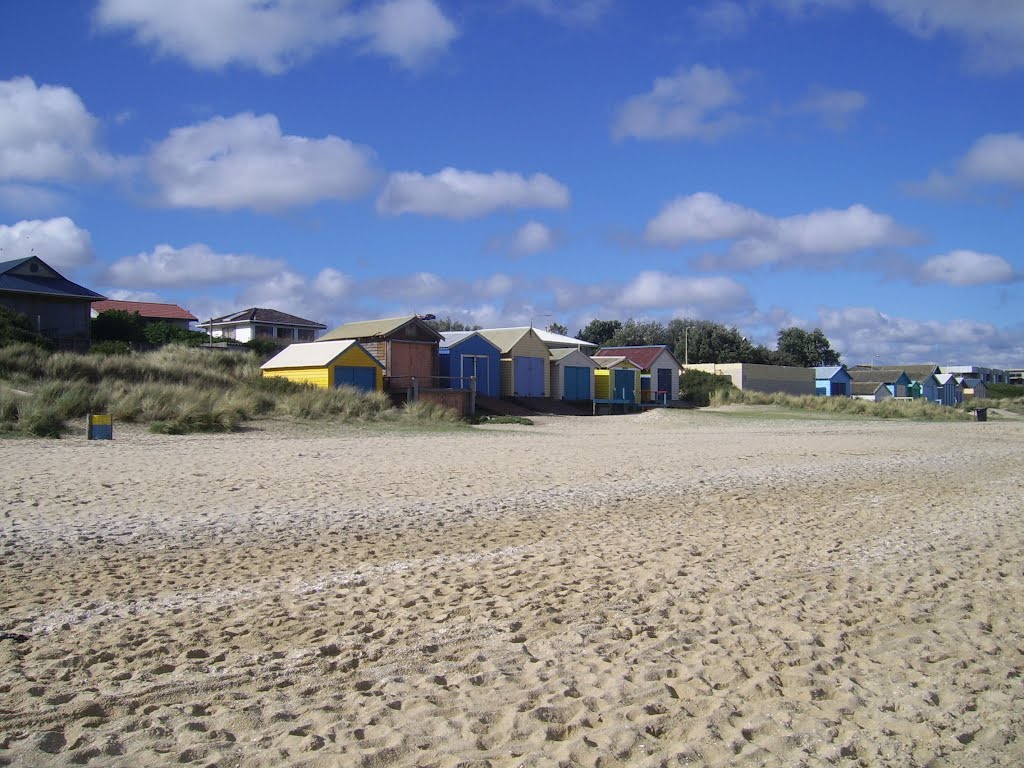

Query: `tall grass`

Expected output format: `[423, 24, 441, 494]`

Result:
[708, 388, 973, 421]
[0, 344, 462, 437]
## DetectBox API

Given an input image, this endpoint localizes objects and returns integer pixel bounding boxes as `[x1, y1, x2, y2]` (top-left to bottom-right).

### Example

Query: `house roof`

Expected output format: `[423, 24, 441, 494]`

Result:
[850, 364, 938, 380]
[591, 355, 641, 369]
[321, 315, 441, 342]
[439, 330, 499, 351]
[205, 307, 326, 329]
[550, 347, 599, 366]
[851, 381, 888, 396]
[0, 256, 105, 301]
[849, 368, 908, 384]
[597, 345, 681, 370]
[92, 299, 197, 321]
[260, 340, 382, 370]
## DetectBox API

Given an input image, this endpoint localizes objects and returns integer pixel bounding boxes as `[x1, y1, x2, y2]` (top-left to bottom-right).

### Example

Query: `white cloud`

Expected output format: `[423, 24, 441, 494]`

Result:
[693, 1, 751, 37]
[645, 192, 914, 269]
[377, 167, 570, 219]
[488, 220, 561, 257]
[613, 65, 747, 141]
[95, 0, 457, 73]
[0, 76, 121, 183]
[102, 243, 285, 288]
[234, 267, 355, 323]
[919, 250, 1015, 286]
[0, 183, 64, 214]
[101, 288, 169, 303]
[908, 132, 1024, 198]
[312, 267, 353, 299]
[0, 217, 94, 269]
[515, 0, 613, 25]
[148, 113, 378, 211]
[795, 86, 867, 130]
[616, 270, 752, 311]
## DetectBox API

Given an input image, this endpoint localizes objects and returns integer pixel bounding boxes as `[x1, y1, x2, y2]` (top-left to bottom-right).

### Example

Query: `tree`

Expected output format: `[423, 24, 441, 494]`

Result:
[92, 310, 146, 344]
[577, 319, 622, 346]
[546, 322, 568, 335]
[674, 320, 757, 365]
[425, 316, 481, 332]
[776, 327, 841, 367]
[143, 322, 209, 347]
[607, 318, 668, 347]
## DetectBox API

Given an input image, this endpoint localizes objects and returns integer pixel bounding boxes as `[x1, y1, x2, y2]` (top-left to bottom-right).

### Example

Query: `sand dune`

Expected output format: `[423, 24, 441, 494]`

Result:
[2, 410, 1023, 766]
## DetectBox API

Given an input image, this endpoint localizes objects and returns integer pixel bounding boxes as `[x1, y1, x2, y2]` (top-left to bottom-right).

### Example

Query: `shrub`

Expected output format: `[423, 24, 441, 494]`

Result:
[679, 369, 736, 406]
[22, 402, 66, 438]
[92, 310, 146, 343]
[90, 340, 132, 356]
[0, 306, 55, 350]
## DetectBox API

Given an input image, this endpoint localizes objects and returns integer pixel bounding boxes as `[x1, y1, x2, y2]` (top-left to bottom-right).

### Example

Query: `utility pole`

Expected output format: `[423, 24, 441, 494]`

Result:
[684, 325, 695, 366]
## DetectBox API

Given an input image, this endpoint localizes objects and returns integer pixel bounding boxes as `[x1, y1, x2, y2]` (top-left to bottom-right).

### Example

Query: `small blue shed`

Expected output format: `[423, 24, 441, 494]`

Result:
[815, 365, 852, 396]
[439, 331, 501, 398]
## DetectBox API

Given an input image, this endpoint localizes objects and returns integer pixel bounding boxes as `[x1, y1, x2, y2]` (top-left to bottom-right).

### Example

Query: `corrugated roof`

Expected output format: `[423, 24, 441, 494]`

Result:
[591, 355, 640, 369]
[815, 365, 846, 378]
[474, 327, 534, 353]
[550, 348, 598, 366]
[321, 315, 441, 342]
[206, 307, 326, 328]
[439, 331, 498, 350]
[533, 328, 598, 347]
[260, 340, 381, 370]
[92, 300, 197, 321]
[597, 345, 679, 370]
[0, 256, 105, 301]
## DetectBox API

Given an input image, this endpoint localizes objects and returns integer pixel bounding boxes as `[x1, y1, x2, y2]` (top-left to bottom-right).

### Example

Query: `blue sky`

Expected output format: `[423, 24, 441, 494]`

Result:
[1, 0, 1022, 366]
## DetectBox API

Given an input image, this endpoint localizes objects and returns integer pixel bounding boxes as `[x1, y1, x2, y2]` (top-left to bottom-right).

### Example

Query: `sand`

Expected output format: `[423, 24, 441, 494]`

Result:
[1, 408, 1023, 767]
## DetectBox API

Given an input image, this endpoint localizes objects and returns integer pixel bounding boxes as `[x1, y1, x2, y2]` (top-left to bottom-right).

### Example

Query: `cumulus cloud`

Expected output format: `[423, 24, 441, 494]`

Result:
[919, 250, 1015, 286]
[377, 168, 570, 219]
[148, 113, 378, 211]
[613, 65, 747, 141]
[0, 217, 94, 269]
[645, 192, 915, 269]
[0, 76, 122, 184]
[908, 132, 1024, 198]
[487, 220, 561, 257]
[95, 0, 457, 73]
[795, 86, 867, 130]
[616, 271, 752, 311]
[102, 243, 285, 288]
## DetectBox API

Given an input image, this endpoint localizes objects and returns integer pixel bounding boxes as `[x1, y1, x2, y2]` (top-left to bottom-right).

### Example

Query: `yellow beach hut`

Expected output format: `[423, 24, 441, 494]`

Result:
[260, 340, 383, 391]
[591, 356, 642, 404]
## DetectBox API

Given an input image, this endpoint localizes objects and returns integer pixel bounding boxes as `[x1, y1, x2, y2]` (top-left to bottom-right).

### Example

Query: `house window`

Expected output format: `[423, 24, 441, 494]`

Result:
[297, 329, 315, 342]
[255, 325, 274, 338]
[276, 327, 294, 340]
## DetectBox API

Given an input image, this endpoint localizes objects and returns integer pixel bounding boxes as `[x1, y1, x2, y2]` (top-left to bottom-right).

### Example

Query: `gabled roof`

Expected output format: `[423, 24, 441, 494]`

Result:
[205, 307, 326, 329]
[550, 347, 599, 366]
[92, 299, 196, 321]
[0, 256, 105, 301]
[815, 365, 848, 379]
[851, 381, 889, 396]
[591, 355, 642, 369]
[260, 340, 382, 370]
[439, 330, 499, 351]
[850, 364, 937, 380]
[849, 368, 908, 384]
[473, 327, 538, 353]
[934, 372, 958, 386]
[320, 315, 441, 342]
[533, 328, 598, 348]
[597, 345, 681, 370]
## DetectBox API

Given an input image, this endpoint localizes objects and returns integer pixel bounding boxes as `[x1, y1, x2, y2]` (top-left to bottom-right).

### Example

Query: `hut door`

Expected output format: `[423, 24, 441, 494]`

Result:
[460, 355, 480, 391]
[514, 356, 544, 397]
[335, 366, 377, 392]
[564, 366, 588, 400]
[657, 368, 672, 400]
[613, 368, 635, 402]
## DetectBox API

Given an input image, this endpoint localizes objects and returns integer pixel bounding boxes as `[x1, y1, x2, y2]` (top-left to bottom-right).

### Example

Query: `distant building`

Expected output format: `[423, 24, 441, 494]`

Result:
[940, 365, 1009, 385]
[202, 308, 327, 345]
[92, 299, 197, 330]
[685, 363, 815, 396]
[0, 255, 104, 347]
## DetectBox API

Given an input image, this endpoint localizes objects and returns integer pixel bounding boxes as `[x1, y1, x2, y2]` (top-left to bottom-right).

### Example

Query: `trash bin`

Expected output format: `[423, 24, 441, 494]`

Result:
[975, 407, 988, 422]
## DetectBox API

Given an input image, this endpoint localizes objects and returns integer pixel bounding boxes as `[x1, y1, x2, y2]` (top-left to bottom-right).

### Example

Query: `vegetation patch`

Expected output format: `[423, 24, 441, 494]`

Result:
[708, 388, 973, 421]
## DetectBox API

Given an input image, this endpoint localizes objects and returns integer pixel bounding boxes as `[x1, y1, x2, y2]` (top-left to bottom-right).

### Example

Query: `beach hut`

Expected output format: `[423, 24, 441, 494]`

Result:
[549, 348, 598, 401]
[935, 372, 961, 406]
[475, 327, 551, 398]
[815, 365, 852, 396]
[851, 381, 893, 402]
[848, 368, 913, 398]
[596, 345, 681, 403]
[438, 331, 501, 398]
[592, 356, 642, 404]
[260, 340, 383, 391]
[320, 316, 441, 393]
[961, 378, 988, 401]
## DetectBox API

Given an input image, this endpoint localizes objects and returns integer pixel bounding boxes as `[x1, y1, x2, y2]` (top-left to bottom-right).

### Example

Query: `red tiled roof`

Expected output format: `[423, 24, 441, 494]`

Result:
[596, 346, 676, 370]
[92, 300, 197, 321]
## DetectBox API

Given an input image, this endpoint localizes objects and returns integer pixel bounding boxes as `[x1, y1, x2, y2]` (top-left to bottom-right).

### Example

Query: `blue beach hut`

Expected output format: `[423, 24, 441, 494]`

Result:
[439, 331, 501, 398]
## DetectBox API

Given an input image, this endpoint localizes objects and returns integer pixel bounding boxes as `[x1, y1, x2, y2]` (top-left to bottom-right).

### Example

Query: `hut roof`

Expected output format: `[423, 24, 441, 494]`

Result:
[596, 345, 681, 370]
[260, 340, 381, 370]
[591, 355, 641, 369]
[550, 347, 599, 366]
[321, 315, 441, 342]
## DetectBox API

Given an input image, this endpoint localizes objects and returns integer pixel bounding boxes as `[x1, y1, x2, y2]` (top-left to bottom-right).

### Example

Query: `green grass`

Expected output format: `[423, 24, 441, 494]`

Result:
[0, 343, 464, 437]
[708, 388, 973, 421]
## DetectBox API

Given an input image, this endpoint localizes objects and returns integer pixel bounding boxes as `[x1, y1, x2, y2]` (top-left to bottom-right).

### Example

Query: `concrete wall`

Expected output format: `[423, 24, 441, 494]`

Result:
[685, 363, 815, 395]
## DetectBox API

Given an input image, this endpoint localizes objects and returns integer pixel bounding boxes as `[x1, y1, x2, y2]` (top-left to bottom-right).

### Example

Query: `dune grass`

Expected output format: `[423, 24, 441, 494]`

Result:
[708, 387, 974, 421]
[0, 343, 463, 437]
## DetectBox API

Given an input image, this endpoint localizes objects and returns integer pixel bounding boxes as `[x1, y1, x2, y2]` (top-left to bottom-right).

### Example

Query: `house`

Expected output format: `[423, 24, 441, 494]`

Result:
[0, 256, 104, 346]
[851, 382, 893, 402]
[597, 345, 681, 403]
[202, 308, 326, 345]
[438, 331, 502, 398]
[848, 368, 913, 398]
[260, 340, 383, 392]
[685, 363, 816, 396]
[815, 365, 853, 396]
[472, 327, 551, 398]
[941, 365, 1009, 385]
[934, 372, 962, 406]
[320, 315, 442, 393]
[91, 300, 197, 330]
[549, 348, 597, 401]
[592, 356, 642, 404]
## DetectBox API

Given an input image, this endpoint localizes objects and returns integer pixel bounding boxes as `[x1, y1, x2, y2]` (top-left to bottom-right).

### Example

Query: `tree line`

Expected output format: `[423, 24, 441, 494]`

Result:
[574, 318, 842, 368]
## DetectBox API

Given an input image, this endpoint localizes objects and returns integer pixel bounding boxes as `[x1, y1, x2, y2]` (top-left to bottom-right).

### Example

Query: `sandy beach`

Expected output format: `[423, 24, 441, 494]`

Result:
[2, 408, 1023, 767]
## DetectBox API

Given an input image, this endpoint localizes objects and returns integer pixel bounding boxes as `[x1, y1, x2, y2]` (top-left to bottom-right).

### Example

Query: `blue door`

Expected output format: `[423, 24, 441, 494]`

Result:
[514, 356, 544, 396]
[613, 368, 635, 402]
[564, 366, 589, 400]
[335, 366, 377, 392]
